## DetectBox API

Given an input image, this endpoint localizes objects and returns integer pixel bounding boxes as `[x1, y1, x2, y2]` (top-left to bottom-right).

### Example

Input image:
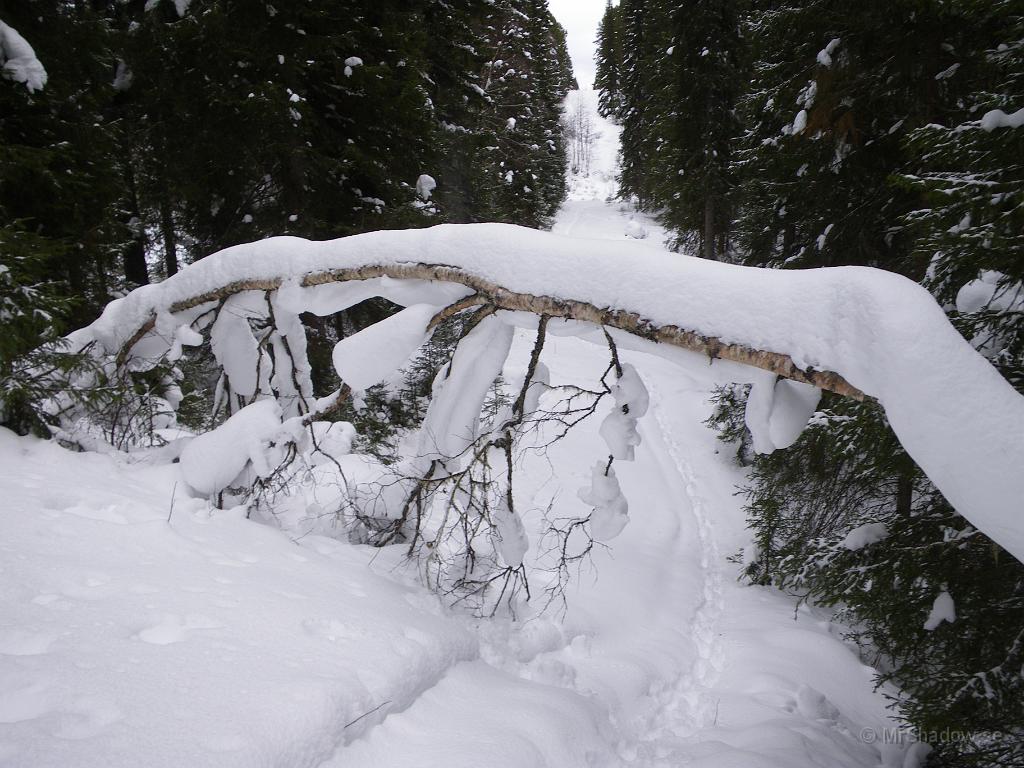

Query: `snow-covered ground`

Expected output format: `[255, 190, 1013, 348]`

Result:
[554, 90, 671, 248]
[0, 90, 917, 767]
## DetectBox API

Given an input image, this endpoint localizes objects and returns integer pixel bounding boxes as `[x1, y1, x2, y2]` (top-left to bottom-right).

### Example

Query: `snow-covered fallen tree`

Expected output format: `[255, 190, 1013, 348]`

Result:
[51, 223, 1024, 574]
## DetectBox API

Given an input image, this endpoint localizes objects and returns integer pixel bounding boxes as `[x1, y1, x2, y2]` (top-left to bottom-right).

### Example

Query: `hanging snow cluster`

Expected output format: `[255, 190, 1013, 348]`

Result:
[577, 364, 651, 542]
[744, 374, 822, 454]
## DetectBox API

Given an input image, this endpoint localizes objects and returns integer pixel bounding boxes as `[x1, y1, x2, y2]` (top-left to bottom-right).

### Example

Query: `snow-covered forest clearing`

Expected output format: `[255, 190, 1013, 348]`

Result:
[2, 2, 1023, 767]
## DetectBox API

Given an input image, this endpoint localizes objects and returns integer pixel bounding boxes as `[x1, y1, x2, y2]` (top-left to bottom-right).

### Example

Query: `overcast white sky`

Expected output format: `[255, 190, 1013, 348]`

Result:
[548, 0, 608, 90]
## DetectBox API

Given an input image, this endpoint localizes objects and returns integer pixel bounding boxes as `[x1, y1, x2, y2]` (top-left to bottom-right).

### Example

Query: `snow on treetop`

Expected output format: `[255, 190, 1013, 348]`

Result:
[63, 222, 1024, 564]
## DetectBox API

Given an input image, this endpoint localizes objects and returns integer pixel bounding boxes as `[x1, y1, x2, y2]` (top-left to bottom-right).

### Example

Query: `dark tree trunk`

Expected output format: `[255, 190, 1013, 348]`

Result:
[703, 195, 716, 261]
[896, 473, 914, 517]
[122, 167, 149, 286]
[160, 196, 178, 277]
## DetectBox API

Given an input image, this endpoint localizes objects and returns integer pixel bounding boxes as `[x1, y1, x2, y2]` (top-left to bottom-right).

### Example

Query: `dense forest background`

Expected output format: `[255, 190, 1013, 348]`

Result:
[3, 0, 1024, 765]
[0, 0, 575, 330]
[596, 1, 1023, 765]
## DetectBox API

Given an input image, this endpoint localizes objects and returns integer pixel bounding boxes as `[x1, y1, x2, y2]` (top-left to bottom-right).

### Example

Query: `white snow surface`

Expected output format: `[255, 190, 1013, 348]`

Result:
[553, 90, 671, 247]
[0, 20, 47, 92]
[0, 337, 915, 767]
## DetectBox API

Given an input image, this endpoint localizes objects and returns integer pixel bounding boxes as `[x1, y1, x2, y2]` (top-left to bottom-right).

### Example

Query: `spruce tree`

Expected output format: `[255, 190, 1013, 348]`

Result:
[474, 0, 573, 228]
[0, 3, 122, 322]
[653, 0, 743, 259]
[709, 3, 1024, 763]
[898, 0, 1024, 392]
[617, 0, 673, 208]
[594, 1, 624, 119]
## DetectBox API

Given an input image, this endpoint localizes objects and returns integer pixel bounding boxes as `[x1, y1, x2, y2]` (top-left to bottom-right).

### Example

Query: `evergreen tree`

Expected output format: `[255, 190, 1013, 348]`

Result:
[0, 8, 116, 432]
[420, 0, 495, 223]
[594, 1, 624, 119]
[474, 0, 573, 228]
[652, 0, 743, 259]
[617, 0, 673, 207]
[703, 3, 1024, 763]
[0, 4, 122, 322]
[898, 0, 1024, 392]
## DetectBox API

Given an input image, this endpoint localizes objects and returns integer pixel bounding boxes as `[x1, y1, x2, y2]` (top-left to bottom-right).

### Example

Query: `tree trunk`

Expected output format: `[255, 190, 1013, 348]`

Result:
[782, 220, 796, 262]
[703, 195, 716, 261]
[122, 167, 149, 286]
[896, 472, 914, 517]
[160, 196, 178, 277]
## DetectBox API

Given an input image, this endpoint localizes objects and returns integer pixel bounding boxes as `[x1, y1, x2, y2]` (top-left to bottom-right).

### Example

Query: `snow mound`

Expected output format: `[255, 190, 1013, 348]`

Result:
[624, 218, 648, 239]
[179, 399, 298, 496]
[415, 174, 436, 200]
[842, 522, 889, 551]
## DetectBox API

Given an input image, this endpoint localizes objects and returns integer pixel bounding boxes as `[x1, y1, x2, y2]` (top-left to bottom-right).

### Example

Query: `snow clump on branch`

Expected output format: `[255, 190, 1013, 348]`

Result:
[598, 363, 649, 461]
[0, 20, 47, 92]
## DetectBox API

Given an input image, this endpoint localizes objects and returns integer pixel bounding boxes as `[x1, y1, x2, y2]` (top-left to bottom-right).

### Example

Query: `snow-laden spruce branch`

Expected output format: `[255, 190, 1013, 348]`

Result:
[0, 20, 47, 92]
[62, 223, 1024, 564]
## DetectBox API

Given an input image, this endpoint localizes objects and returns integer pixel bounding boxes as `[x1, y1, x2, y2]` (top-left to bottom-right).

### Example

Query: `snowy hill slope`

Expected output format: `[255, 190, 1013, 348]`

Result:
[0, 90, 916, 767]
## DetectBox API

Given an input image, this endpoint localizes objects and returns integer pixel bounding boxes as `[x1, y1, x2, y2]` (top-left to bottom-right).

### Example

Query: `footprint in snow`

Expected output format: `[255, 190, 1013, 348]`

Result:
[62, 504, 129, 525]
[58, 574, 117, 601]
[135, 614, 223, 645]
[0, 679, 53, 724]
[302, 617, 368, 643]
[52, 696, 124, 740]
[202, 731, 248, 753]
[0, 629, 55, 656]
